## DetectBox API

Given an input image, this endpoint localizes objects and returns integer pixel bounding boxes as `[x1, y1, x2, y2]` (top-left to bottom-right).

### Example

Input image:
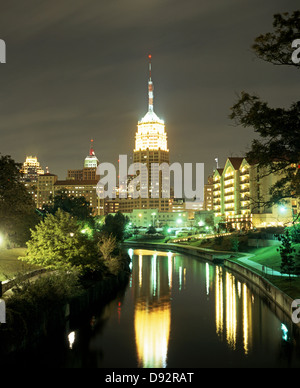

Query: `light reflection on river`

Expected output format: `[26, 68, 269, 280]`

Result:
[66, 248, 300, 368]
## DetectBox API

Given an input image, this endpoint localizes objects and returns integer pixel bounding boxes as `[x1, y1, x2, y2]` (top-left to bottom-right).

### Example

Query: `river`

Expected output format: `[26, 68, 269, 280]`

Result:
[7, 248, 300, 368]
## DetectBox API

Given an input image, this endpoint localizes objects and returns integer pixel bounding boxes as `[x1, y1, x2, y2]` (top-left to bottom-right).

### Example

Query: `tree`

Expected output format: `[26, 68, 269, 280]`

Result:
[230, 11, 300, 210]
[289, 223, 300, 243]
[146, 225, 157, 235]
[43, 191, 92, 221]
[0, 155, 39, 247]
[101, 212, 129, 242]
[277, 229, 296, 277]
[98, 234, 117, 261]
[252, 11, 300, 68]
[98, 234, 121, 275]
[20, 209, 100, 273]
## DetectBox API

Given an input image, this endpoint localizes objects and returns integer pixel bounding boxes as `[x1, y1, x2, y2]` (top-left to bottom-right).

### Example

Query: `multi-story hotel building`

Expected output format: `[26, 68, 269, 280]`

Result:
[213, 157, 296, 229]
[119, 55, 171, 213]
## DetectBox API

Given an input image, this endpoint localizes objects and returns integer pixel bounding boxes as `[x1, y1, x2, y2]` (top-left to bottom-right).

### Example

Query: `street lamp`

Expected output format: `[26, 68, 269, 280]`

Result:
[279, 206, 287, 214]
[151, 212, 156, 227]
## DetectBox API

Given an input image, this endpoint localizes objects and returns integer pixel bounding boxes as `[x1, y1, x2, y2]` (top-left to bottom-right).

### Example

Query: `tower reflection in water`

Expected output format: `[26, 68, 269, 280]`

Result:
[132, 250, 173, 368]
[131, 250, 254, 368]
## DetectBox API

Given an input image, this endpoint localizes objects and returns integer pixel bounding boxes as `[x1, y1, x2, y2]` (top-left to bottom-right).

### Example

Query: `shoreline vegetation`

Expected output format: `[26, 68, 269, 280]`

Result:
[0, 209, 132, 358]
[0, 248, 131, 358]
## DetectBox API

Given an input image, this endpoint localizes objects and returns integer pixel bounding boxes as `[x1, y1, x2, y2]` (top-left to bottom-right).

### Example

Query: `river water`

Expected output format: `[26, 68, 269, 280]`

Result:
[7, 248, 300, 368]
[61, 248, 300, 368]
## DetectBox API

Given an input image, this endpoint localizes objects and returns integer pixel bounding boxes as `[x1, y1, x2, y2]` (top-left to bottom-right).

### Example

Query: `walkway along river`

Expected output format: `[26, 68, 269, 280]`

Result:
[4, 247, 300, 367]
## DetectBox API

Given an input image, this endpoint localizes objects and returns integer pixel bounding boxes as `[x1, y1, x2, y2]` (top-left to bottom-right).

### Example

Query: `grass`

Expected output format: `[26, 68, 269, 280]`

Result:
[0, 248, 39, 281]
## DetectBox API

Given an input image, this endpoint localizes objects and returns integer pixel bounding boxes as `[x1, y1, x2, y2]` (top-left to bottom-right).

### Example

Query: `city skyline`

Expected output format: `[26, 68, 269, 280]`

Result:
[0, 0, 298, 181]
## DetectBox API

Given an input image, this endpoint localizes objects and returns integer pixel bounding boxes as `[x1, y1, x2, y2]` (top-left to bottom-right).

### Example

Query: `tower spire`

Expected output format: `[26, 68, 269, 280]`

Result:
[148, 54, 153, 112]
[89, 139, 95, 156]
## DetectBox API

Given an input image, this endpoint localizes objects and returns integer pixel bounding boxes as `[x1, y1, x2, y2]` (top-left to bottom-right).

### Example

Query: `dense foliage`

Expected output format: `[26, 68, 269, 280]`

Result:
[0, 155, 39, 246]
[230, 11, 300, 209]
[20, 209, 101, 274]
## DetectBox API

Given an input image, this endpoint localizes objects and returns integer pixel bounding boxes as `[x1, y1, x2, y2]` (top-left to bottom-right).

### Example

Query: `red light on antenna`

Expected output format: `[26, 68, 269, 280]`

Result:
[148, 54, 152, 59]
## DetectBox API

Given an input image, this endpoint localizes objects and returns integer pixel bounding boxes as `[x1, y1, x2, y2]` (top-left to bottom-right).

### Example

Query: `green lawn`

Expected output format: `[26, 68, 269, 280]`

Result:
[246, 246, 282, 271]
[0, 248, 38, 281]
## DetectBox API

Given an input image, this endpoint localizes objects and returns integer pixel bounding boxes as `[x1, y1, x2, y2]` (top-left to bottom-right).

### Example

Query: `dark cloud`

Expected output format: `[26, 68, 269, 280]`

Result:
[0, 0, 298, 179]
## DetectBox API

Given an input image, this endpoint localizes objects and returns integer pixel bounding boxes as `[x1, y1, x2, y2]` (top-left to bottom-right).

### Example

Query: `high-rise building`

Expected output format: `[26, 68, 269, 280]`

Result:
[20, 156, 45, 182]
[119, 55, 170, 213]
[20, 156, 46, 205]
[67, 140, 99, 181]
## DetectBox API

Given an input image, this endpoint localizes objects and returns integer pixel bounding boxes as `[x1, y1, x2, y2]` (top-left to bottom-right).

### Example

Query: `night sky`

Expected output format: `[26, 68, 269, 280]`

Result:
[0, 0, 298, 181]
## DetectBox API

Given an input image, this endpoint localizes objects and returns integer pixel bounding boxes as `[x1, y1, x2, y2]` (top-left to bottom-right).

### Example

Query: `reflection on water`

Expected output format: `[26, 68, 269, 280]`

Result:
[55, 248, 300, 368]
[133, 249, 257, 367]
[131, 249, 259, 367]
[133, 250, 172, 368]
[126, 249, 299, 368]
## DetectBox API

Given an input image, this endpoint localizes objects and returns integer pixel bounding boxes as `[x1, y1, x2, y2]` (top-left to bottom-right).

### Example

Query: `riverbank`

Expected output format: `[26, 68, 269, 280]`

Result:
[0, 257, 131, 359]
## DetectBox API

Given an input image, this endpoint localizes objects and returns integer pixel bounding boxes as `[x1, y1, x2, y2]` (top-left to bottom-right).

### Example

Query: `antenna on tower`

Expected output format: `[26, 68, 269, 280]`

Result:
[148, 54, 152, 80]
[148, 54, 154, 112]
[90, 139, 95, 156]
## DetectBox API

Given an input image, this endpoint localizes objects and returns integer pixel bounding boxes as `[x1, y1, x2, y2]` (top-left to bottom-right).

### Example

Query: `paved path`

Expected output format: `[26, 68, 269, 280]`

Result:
[236, 253, 297, 277]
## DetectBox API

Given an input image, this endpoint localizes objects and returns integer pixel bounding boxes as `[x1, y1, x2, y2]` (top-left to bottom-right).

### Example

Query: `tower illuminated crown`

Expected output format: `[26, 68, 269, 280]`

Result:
[134, 55, 168, 152]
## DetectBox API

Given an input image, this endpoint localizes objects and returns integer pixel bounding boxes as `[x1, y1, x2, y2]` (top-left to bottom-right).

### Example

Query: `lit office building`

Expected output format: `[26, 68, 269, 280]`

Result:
[119, 55, 171, 213]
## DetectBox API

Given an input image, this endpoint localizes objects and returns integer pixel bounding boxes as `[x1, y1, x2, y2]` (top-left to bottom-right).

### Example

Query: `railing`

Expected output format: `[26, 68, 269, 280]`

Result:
[0, 269, 48, 297]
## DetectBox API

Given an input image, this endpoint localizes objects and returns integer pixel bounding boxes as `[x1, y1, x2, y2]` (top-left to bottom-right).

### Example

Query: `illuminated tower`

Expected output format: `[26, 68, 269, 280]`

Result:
[133, 55, 170, 212]
[84, 139, 99, 168]
[20, 156, 45, 182]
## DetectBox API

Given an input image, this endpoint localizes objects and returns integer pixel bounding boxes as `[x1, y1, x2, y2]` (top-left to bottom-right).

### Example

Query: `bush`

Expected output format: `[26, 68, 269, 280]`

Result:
[20, 209, 101, 273]
[230, 237, 240, 252]
[0, 271, 82, 349]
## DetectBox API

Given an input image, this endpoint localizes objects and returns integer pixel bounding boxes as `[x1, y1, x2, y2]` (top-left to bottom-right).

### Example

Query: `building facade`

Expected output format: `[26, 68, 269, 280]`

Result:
[203, 175, 213, 211]
[36, 173, 58, 209]
[213, 157, 296, 229]
[54, 179, 102, 216]
[67, 140, 99, 181]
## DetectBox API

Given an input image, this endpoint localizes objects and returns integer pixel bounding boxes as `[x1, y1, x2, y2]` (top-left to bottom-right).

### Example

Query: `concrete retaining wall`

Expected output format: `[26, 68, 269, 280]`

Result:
[224, 259, 295, 322]
[123, 241, 233, 263]
[248, 239, 280, 247]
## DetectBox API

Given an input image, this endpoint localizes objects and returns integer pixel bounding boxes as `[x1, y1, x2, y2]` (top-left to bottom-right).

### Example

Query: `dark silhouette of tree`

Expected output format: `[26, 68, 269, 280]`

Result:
[101, 212, 129, 242]
[230, 11, 300, 211]
[43, 191, 92, 221]
[277, 229, 296, 277]
[0, 155, 38, 246]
